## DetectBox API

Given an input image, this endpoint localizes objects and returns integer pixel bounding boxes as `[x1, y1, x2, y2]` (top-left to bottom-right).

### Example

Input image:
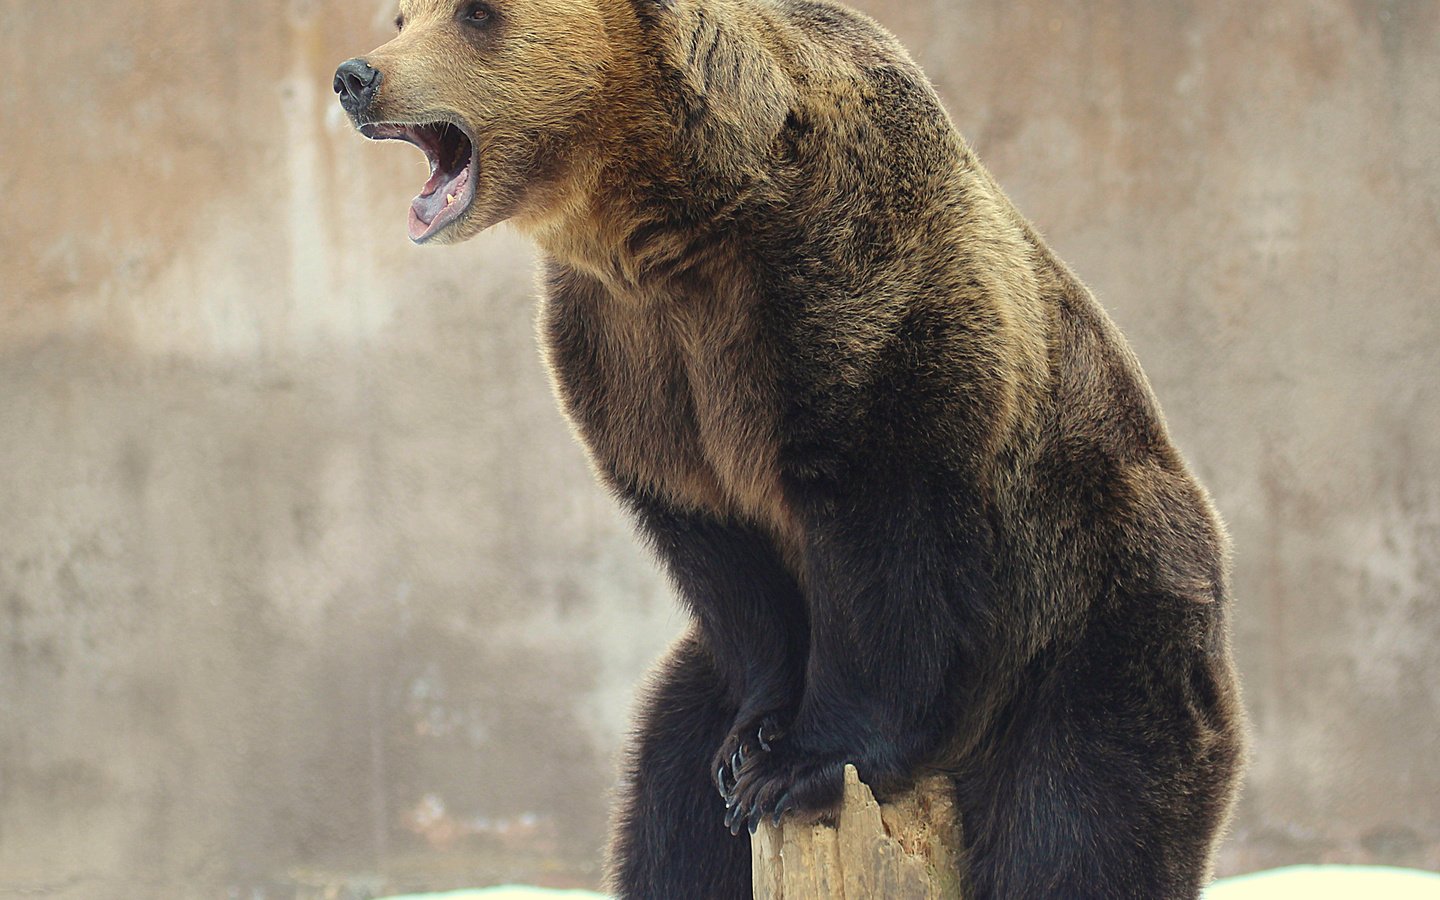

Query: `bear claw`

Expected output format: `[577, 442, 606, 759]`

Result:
[714, 711, 790, 801]
[757, 717, 783, 751]
[723, 748, 847, 835]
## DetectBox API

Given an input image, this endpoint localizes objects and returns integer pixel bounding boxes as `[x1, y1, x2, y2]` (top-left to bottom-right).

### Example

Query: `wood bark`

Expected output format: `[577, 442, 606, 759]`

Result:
[750, 765, 965, 899]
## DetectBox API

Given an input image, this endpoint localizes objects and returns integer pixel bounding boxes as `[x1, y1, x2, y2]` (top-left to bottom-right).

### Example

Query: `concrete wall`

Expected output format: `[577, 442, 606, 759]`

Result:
[1, 0, 1436, 896]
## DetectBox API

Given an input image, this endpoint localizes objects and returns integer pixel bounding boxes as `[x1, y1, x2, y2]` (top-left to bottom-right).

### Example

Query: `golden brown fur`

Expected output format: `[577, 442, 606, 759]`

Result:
[339, 0, 1246, 896]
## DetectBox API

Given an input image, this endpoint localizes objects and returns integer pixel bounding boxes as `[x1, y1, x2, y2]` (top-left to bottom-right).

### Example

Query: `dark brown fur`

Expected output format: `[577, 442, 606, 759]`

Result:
[339, 0, 1246, 896]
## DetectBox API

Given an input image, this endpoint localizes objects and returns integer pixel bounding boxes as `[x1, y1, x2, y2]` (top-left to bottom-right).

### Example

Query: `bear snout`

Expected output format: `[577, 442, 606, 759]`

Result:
[333, 58, 382, 118]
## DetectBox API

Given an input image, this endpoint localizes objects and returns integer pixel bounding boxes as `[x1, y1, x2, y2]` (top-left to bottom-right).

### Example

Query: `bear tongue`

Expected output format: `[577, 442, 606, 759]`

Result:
[409, 163, 470, 234]
[411, 188, 448, 228]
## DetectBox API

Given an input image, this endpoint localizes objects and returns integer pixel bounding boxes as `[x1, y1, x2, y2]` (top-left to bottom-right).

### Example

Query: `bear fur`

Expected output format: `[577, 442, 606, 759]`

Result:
[338, 0, 1247, 896]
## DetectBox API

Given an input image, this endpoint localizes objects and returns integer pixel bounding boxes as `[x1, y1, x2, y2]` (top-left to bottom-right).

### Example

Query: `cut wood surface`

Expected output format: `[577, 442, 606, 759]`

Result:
[750, 765, 965, 899]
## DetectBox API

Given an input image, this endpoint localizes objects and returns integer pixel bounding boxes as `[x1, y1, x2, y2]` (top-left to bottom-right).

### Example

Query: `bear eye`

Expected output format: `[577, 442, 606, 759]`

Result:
[460, 2, 494, 26]
[394, 13, 405, 32]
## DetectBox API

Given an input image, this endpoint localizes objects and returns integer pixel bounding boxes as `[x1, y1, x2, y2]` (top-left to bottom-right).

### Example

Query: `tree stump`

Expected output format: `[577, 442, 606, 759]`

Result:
[750, 765, 965, 899]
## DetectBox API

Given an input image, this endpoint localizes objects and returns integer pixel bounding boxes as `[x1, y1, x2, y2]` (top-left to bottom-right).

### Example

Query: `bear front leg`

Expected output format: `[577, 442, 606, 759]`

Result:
[725, 474, 999, 833]
[621, 493, 810, 800]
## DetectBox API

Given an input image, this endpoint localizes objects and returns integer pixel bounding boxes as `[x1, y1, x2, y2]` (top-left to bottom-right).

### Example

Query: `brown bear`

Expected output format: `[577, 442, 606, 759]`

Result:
[335, 0, 1246, 897]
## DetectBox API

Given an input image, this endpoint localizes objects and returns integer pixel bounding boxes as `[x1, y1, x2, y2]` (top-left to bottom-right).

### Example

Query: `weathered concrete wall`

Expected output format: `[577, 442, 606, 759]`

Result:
[1, 0, 1436, 895]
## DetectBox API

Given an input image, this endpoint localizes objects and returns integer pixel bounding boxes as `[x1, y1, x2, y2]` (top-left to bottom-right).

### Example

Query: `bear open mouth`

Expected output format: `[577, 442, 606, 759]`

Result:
[360, 121, 477, 242]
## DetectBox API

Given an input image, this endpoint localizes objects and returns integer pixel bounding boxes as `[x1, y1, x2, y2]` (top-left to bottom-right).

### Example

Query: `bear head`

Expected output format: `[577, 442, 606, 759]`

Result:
[334, 0, 623, 244]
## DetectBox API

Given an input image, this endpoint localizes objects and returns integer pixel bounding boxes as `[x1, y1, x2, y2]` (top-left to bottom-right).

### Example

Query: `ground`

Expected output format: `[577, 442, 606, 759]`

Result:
[379, 866, 1440, 899]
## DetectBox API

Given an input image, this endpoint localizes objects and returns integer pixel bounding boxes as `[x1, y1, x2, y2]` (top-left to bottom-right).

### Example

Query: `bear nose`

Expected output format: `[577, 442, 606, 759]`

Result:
[334, 58, 382, 116]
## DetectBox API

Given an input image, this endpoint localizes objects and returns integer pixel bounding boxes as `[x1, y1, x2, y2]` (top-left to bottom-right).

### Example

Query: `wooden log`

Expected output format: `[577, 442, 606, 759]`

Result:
[750, 765, 965, 899]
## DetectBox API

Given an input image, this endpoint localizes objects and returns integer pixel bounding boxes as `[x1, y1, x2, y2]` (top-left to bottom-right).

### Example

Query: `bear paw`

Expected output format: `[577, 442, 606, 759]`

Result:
[714, 713, 787, 799]
[722, 746, 847, 836]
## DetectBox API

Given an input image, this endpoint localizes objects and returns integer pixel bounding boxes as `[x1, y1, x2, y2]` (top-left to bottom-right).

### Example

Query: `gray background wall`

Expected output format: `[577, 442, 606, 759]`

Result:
[1, 0, 1437, 896]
